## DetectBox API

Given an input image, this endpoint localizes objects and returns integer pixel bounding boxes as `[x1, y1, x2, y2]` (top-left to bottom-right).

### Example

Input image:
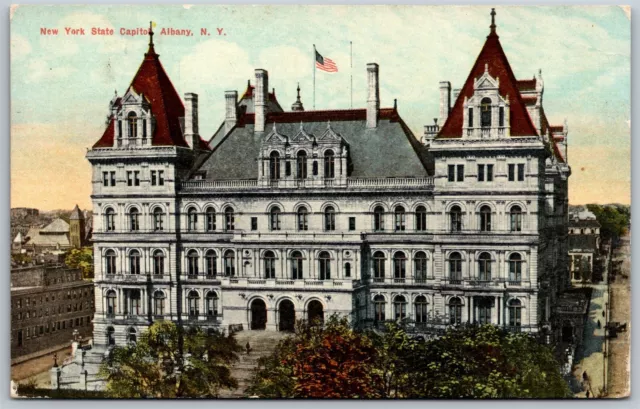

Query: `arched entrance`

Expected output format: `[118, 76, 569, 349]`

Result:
[250, 299, 267, 330]
[278, 299, 295, 332]
[307, 300, 324, 326]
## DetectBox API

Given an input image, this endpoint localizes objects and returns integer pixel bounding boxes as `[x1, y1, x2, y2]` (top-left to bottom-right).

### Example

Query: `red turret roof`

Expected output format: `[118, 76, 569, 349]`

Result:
[93, 41, 209, 150]
[438, 28, 539, 138]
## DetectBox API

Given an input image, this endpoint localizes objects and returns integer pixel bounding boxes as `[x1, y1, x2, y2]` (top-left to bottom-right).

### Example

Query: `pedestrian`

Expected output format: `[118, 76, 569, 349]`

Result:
[586, 390, 590, 398]
[246, 341, 251, 355]
[597, 320, 601, 329]
[602, 310, 605, 318]
[582, 371, 588, 382]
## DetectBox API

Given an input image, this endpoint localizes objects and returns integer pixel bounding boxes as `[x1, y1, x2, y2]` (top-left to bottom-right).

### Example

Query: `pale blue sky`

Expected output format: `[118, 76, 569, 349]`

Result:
[10, 5, 630, 209]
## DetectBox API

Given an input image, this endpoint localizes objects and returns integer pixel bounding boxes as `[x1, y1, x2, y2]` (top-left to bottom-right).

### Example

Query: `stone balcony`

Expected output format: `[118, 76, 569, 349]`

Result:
[97, 273, 172, 284]
[219, 277, 354, 290]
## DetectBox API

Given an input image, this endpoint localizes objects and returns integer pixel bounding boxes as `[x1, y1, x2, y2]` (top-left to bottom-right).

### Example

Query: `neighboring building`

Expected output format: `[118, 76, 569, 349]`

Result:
[86, 10, 569, 356]
[10, 265, 94, 361]
[22, 205, 87, 254]
[568, 215, 601, 284]
[11, 207, 39, 218]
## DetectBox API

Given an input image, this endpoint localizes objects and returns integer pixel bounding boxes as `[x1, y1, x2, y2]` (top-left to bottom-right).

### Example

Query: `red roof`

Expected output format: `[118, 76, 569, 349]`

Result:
[517, 79, 537, 92]
[438, 29, 539, 138]
[93, 43, 209, 150]
[234, 107, 399, 126]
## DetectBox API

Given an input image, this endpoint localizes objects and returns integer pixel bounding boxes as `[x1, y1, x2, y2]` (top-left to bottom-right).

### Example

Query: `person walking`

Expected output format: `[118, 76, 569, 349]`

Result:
[597, 320, 601, 329]
[246, 341, 251, 355]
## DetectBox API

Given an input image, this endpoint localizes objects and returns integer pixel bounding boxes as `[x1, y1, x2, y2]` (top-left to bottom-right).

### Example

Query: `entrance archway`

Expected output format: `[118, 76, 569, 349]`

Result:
[307, 300, 324, 326]
[250, 299, 267, 330]
[278, 299, 295, 332]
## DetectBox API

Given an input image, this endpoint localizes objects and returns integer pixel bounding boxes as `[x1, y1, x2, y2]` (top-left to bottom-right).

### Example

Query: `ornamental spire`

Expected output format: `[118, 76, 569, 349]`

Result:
[146, 21, 157, 57]
[490, 8, 497, 35]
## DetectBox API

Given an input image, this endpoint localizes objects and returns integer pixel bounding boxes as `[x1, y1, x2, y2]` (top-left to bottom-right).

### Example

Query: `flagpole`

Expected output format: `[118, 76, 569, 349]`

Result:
[350, 41, 353, 109]
[313, 44, 316, 110]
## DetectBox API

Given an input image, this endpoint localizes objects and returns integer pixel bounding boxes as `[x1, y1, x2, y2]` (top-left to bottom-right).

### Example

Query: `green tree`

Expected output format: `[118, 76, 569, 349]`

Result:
[248, 316, 384, 398]
[99, 321, 242, 398]
[65, 247, 94, 279]
[405, 324, 571, 398]
[586, 204, 630, 241]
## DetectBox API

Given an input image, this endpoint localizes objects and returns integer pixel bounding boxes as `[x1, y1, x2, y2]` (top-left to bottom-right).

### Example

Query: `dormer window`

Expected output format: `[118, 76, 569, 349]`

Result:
[481, 98, 491, 128]
[128, 112, 138, 138]
[468, 108, 473, 128]
[269, 151, 280, 180]
[499, 107, 505, 127]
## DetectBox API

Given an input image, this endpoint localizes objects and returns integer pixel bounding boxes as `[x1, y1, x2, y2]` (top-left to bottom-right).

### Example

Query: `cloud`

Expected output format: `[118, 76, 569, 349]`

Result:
[11, 34, 31, 60]
[26, 59, 77, 83]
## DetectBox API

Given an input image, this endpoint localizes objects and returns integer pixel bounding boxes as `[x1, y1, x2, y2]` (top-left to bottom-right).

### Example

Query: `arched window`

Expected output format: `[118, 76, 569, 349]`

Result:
[374, 206, 385, 231]
[106, 326, 115, 346]
[269, 151, 281, 180]
[206, 292, 218, 318]
[318, 251, 331, 280]
[324, 150, 335, 179]
[187, 291, 199, 318]
[291, 251, 303, 280]
[393, 252, 406, 279]
[206, 208, 216, 231]
[508, 299, 522, 328]
[450, 205, 462, 232]
[187, 207, 198, 231]
[106, 291, 117, 316]
[480, 205, 492, 232]
[153, 291, 165, 317]
[393, 295, 407, 321]
[478, 252, 492, 281]
[224, 207, 235, 231]
[205, 250, 217, 277]
[128, 112, 137, 138]
[270, 207, 281, 231]
[105, 250, 116, 275]
[297, 151, 308, 179]
[187, 250, 199, 276]
[127, 327, 137, 345]
[394, 206, 406, 231]
[297, 207, 308, 231]
[510, 205, 523, 232]
[153, 250, 165, 275]
[264, 251, 276, 279]
[481, 97, 492, 128]
[448, 252, 462, 282]
[509, 253, 523, 282]
[414, 251, 427, 280]
[324, 206, 336, 231]
[415, 296, 429, 323]
[105, 208, 116, 232]
[153, 208, 164, 231]
[415, 205, 427, 231]
[224, 250, 235, 276]
[373, 295, 386, 323]
[448, 297, 462, 325]
[344, 262, 351, 278]
[129, 250, 141, 275]
[373, 251, 386, 280]
[129, 208, 140, 231]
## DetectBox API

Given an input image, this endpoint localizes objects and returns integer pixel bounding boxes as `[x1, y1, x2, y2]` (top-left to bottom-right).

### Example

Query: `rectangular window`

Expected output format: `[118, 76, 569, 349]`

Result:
[477, 164, 485, 182]
[499, 107, 505, 127]
[158, 170, 164, 186]
[103, 172, 109, 187]
[508, 164, 515, 181]
[134, 171, 140, 186]
[448, 165, 455, 182]
[487, 164, 494, 181]
[349, 217, 356, 231]
[110, 171, 116, 186]
[517, 164, 525, 181]
[127, 171, 133, 186]
[285, 161, 291, 177]
[456, 165, 464, 182]
[468, 108, 473, 127]
[151, 170, 157, 186]
[251, 217, 258, 231]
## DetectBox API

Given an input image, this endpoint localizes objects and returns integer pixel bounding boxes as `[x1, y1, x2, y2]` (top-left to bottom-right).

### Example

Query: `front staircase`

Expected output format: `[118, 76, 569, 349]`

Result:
[219, 330, 291, 398]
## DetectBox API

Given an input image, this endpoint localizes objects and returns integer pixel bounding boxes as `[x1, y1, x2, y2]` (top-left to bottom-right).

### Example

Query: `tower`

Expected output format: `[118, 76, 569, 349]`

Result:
[69, 204, 85, 249]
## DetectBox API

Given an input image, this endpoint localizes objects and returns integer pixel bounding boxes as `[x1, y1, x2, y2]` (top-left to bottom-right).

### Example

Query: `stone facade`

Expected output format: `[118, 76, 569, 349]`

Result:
[85, 14, 570, 356]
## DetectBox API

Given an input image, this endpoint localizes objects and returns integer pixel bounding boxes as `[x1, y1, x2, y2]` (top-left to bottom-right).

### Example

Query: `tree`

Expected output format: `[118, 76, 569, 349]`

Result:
[404, 324, 571, 398]
[65, 247, 94, 279]
[586, 204, 630, 241]
[368, 322, 416, 397]
[248, 316, 384, 398]
[99, 321, 242, 398]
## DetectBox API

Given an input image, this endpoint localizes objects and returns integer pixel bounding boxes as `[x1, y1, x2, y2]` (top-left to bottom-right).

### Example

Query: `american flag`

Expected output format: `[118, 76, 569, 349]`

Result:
[315, 50, 338, 72]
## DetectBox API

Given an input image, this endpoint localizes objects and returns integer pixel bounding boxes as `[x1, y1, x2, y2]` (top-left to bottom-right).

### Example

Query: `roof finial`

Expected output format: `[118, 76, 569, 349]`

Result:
[490, 8, 497, 34]
[149, 21, 154, 47]
[296, 83, 301, 102]
[393, 98, 397, 110]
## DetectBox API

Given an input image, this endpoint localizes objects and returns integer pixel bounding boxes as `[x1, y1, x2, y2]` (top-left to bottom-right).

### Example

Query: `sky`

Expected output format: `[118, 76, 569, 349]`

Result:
[10, 5, 630, 210]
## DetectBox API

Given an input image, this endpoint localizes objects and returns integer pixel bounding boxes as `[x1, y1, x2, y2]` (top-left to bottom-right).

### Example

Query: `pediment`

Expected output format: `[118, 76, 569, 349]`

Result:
[264, 124, 288, 144]
[318, 122, 342, 142]
[291, 123, 314, 142]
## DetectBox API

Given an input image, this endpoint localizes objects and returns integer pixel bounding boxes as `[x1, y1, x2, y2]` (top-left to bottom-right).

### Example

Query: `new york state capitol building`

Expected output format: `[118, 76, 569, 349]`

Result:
[87, 15, 571, 349]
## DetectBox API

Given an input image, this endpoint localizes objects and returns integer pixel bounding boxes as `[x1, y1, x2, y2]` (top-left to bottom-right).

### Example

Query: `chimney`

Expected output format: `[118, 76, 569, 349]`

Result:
[439, 81, 451, 125]
[225, 90, 238, 134]
[254, 69, 268, 133]
[366, 63, 379, 129]
[184, 93, 199, 149]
